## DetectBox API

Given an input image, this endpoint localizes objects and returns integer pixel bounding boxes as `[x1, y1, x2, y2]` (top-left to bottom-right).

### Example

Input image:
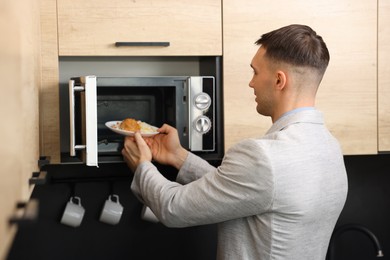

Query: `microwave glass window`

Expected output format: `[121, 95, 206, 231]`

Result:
[96, 86, 176, 142]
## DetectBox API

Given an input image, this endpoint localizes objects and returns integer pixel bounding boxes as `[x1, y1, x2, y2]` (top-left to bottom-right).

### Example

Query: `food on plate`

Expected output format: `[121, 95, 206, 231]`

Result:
[117, 118, 158, 133]
[119, 118, 141, 132]
[138, 121, 158, 133]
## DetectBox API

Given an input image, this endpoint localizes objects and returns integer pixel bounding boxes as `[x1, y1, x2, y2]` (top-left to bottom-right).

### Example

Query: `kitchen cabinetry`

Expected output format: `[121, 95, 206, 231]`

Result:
[41, 0, 387, 163]
[41, 0, 223, 163]
[378, 0, 390, 152]
[40, 0, 61, 164]
[57, 0, 222, 56]
[223, 0, 378, 155]
[0, 0, 41, 258]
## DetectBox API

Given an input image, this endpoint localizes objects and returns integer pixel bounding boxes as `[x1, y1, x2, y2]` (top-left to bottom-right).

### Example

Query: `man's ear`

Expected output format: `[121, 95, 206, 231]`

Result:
[275, 70, 287, 90]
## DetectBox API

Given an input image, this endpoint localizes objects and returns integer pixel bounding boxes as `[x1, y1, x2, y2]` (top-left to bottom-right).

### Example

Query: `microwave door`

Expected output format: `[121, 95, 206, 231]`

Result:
[69, 75, 98, 167]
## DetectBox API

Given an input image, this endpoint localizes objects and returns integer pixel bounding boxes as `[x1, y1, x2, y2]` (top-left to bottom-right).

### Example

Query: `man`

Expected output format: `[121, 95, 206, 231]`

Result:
[122, 24, 348, 260]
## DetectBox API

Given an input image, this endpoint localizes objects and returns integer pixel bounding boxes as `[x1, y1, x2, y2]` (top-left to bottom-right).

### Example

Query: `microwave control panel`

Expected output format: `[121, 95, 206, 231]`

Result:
[188, 76, 215, 152]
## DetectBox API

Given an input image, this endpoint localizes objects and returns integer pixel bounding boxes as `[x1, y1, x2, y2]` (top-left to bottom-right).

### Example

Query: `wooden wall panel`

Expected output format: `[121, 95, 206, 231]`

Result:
[223, 0, 377, 154]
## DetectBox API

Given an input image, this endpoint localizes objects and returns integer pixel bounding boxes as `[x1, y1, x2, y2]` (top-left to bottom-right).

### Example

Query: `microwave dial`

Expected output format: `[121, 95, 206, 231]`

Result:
[194, 93, 211, 111]
[194, 116, 212, 134]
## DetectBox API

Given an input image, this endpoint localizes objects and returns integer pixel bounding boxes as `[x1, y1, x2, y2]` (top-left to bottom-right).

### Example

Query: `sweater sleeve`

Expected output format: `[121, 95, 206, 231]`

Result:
[131, 139, 274, 228]
[176, 152, 216, 184]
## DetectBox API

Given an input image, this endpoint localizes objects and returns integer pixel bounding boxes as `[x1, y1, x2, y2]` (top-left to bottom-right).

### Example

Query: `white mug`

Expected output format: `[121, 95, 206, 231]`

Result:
[60, 196, 85, 227]
[99, 194, 123, 225]
[141, 205, 159, 223]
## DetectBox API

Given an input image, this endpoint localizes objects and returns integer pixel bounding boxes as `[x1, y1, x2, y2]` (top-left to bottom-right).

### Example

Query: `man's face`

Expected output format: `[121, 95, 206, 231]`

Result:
[249, 47, 276, 117]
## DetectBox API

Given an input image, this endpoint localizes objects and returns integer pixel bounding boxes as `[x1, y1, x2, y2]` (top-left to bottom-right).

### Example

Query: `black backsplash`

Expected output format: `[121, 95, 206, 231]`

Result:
[329, 154, 390, 260]
[7, 154, 390, 260]
[7, 163, 217, 260]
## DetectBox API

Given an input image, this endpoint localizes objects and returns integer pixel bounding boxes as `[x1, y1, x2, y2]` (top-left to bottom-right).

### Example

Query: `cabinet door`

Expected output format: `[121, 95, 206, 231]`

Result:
[223, 0, 377, 154]
[40, 0, 61, 163]
[378, 0, 390, 152]
[0, 0, 41, 257]
[57, 0, 222, 56]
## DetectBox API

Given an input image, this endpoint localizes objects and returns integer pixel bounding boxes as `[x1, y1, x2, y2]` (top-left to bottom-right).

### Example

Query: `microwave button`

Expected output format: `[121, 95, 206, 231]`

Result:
[194, 116, 212, 134]
[194, 93, 211, 111]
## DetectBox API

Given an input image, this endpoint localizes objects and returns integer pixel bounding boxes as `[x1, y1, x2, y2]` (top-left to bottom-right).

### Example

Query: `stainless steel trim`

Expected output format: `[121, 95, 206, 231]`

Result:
[188, 77, 204, 151]
[187, 78, 192, 150]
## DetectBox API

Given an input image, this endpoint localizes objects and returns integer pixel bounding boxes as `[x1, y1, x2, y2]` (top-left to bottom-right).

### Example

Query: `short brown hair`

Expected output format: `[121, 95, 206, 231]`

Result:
[255, 24, 330, 75]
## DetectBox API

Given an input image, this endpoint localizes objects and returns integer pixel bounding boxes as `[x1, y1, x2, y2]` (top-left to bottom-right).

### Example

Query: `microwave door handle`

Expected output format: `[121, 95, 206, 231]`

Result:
[69, 79, 85, 156]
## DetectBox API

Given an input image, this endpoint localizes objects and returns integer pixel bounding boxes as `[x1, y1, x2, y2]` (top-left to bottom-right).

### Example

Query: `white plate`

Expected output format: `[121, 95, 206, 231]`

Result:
[105, 121, 159, 137]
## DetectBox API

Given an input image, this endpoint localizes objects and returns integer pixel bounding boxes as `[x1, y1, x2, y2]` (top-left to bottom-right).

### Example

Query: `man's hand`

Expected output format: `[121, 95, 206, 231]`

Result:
[122, 132, 152, 172]
[144, 124, 188, 170]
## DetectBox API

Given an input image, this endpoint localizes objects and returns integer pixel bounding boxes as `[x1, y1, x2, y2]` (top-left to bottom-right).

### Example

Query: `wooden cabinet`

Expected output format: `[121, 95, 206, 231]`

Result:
[57, 0, 222, 56]
[223, 0, 378, 155]
[40, 0, 61, 163]
[378, 0, 390, 152]
[0, 0, 41, 258]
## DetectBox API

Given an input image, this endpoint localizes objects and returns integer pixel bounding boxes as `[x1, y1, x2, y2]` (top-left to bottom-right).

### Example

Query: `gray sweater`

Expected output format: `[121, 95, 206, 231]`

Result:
[131, 109, 348, 260]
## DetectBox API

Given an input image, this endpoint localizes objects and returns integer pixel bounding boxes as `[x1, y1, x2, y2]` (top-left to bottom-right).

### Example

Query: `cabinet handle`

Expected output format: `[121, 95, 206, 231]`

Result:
[29, 171, 47, 185]
[9, 199, 39, 226]
[115, 41, 170, 47]
[38, 156, 50, 169]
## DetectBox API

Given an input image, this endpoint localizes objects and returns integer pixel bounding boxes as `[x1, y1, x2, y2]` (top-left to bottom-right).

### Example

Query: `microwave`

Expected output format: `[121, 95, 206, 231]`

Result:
[68, 75, 223, 167]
